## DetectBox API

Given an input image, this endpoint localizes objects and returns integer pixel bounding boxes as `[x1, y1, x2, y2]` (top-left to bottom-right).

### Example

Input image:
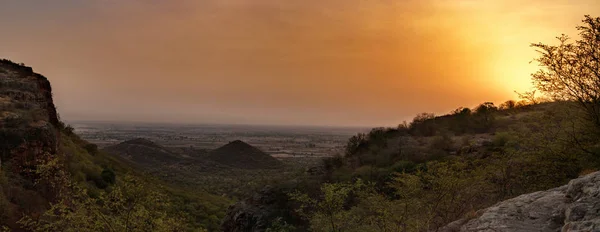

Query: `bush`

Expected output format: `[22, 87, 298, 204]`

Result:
[492, 132, 513, 147]
[430, 134, 454, 152]
[323, 155, 345, 172]
[266, 217, 296, 232]
[391, 160, 418, 173]
[63, 125, 75, 136]
[500, 100, 517, 110]
[101, 168, 116, 184]
[410, 113, 437, 136]
[84, 144, 98, 155]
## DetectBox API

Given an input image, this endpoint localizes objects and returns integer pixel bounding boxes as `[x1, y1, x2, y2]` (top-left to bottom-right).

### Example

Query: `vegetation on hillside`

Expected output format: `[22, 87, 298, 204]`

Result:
[103, 138, 314, 200]
[0, 122, 232, 231]
[273, 15, 600, 232]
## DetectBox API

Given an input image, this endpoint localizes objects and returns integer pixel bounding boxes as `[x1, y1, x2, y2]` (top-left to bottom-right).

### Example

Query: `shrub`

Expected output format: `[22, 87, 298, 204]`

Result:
[323, 155, 345, 172]
[430, 134, 453, 152]
[410, 113, 437, 136]
[499, 100, 517, 110]
[391, 160, 417, 173]
[101, 168, 116, 184]
[492, 132, 513, 147]
[84, 143, 98, 155]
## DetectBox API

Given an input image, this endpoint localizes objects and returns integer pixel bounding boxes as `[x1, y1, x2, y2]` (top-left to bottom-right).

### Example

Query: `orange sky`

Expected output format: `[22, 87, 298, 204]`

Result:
[1, 0, 598, 126]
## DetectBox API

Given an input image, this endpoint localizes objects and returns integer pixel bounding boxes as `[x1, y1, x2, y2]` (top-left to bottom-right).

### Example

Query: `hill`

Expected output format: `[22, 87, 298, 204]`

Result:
[222, 100, 600, 231]
[102, 138, 303, 200]
[208, 140, 283, 169]
[103, 138, 182, 166]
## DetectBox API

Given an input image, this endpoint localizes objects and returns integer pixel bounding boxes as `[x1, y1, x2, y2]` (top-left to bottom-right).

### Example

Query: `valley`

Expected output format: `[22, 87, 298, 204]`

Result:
[71, 122, 367, 199]
[71, 121, 366, 158]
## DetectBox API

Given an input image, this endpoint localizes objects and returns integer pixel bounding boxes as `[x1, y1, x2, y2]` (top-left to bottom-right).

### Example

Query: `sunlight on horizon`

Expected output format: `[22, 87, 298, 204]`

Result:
[0, 0, 598, 126]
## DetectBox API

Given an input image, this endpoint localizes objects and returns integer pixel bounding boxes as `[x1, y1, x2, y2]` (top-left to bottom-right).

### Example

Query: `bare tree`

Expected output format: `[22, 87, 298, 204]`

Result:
[531, 15, 600, 129]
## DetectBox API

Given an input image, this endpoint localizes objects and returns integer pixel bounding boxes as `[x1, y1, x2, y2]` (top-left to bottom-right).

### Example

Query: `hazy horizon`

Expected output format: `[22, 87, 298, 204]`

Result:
[68, 119, 373, 129]
[2, 0, 599, 126]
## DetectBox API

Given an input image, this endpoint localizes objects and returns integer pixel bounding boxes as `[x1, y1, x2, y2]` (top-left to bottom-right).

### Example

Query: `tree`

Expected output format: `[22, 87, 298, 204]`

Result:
[531, 15, 600, 130]
[290, 180, 367, 232]
[412, 113, 435, 124]
[451, 107, 471, 115]
[499, 100, 517, 110]
[345, 133, 366, 157]
[473, 102, 497, 131]
[409, 113, 436, 136]
[17, 157, 187, 232]
[515, 90, 539, 105]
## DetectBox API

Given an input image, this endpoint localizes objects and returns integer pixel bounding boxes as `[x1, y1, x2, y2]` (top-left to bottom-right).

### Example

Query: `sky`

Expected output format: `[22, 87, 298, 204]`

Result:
[1, 0, 599, 127]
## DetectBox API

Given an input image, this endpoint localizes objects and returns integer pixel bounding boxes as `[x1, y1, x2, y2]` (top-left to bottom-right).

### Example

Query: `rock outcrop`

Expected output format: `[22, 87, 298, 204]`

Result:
[442, 171, 600, 232]
[0, 59, 63, 228]
[0, 59, 60, 176]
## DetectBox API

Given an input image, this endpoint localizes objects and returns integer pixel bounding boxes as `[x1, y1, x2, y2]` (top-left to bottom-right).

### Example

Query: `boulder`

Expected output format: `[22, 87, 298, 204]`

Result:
[442, 171, 600, 232]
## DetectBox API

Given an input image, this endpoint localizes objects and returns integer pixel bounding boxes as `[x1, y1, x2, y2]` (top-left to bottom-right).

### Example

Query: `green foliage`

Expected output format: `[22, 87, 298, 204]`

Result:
[12, 149, 191, 231]
[84, 143, 99, 155]
[304, 96, 600, 231]
[492, 132, 513, 147]
[101, 168, 116, 184]
[390, 160, 418, 173]
[345, 133, 366, 156]
[429, 133, 453, 152]
[292, 161, 490, 231]
[265, 217, 296, 232]
[19, 176, 187, 232]
[0, 121, 230, 231]
[290, 180, 367, 232]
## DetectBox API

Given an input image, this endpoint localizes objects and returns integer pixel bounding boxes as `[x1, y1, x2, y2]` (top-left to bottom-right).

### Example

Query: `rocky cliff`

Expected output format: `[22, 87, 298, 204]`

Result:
[0, 59, 60, 172]
[0, 59, 62, 228]
[442, 171, 600, 232]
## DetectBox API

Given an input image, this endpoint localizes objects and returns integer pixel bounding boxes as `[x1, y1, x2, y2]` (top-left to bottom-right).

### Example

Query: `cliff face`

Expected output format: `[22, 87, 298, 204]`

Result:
[442, 171, 600, 232]
[0, 59, 62, 227]
[0, 59, 60, 174]
[0, 60, 59, 126]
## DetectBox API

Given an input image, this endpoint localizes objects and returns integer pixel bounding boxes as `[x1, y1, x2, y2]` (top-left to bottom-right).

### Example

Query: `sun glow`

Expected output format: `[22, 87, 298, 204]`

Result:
[436, 0, 590, 99]
[490, 55, 537, 94]
[1, 0, 599, 126]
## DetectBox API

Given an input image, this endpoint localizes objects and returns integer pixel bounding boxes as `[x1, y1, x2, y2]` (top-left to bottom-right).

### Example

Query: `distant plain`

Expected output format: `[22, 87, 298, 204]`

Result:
[71, 121, 370, 158]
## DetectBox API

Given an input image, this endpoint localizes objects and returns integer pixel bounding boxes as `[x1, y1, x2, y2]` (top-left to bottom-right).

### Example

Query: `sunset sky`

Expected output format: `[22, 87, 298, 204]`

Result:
[1, 0, 599, 127]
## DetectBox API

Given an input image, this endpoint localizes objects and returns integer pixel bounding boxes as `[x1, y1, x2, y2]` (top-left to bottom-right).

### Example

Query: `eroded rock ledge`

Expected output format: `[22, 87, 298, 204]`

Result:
[442, 171, 600, 232]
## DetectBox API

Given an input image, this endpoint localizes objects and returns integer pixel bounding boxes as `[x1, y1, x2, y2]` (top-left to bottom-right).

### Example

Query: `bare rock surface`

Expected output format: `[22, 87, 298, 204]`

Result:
[443, 171, 600, 232]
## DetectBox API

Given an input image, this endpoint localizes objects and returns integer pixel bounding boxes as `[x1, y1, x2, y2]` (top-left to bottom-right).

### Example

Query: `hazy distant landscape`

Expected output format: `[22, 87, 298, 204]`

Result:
[70, 121, 368, 157]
